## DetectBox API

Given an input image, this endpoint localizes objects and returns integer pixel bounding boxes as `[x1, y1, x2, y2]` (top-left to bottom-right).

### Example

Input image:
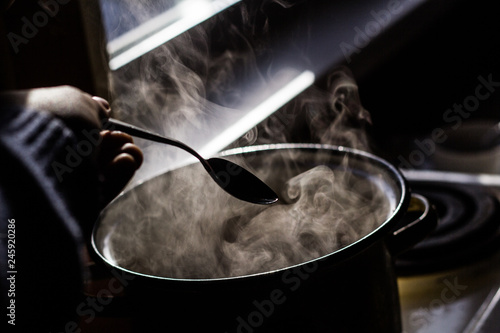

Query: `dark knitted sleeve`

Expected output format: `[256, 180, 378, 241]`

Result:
[0, 105, 100, 331]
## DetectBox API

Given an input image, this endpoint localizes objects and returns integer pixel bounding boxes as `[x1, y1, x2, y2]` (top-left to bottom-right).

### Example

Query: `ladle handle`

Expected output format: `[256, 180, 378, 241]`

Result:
[102, 118, 212, 172]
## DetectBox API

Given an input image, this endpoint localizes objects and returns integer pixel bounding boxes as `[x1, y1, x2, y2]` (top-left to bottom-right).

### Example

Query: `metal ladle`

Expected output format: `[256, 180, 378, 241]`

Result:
[103, 118, 279, 205]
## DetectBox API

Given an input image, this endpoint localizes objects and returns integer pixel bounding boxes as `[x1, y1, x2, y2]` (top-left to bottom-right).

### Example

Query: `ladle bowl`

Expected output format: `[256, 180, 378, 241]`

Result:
[103, 118, 278, 205]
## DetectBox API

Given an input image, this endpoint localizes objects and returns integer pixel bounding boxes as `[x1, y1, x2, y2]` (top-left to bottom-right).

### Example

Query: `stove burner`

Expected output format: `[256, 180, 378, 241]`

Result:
[395, 181, 500, 275]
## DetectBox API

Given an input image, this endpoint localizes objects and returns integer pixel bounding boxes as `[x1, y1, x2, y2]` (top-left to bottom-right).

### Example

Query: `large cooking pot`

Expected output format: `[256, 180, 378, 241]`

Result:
[91, 144, 437, 332]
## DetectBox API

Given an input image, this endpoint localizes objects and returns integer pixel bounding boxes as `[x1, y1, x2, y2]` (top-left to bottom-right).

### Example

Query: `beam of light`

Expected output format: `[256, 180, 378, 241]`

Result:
[108, 0, 241, 71]
[199, 70, 316, 157]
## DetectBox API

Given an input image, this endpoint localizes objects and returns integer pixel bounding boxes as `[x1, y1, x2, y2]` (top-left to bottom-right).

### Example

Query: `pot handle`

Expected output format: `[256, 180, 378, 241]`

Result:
[386, 193, 438, 255]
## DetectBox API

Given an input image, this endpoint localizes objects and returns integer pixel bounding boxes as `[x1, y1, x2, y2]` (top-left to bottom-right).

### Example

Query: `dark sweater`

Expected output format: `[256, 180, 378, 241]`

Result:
[0, 105, 100, 331]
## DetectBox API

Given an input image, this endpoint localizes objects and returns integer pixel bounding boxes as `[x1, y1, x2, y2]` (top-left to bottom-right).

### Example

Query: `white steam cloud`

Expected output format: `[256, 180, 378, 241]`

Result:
[97, 1, 385, 279]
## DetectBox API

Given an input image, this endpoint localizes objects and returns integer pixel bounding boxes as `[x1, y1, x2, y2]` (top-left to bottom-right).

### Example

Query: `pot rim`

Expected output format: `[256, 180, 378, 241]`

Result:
[91, 143, 410, 284]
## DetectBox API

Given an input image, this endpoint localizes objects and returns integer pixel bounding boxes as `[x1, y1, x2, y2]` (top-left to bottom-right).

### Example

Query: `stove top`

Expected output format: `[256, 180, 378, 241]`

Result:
[399, 252, 500, 333]
[397, 170, 500, 333]
[397, 180, 500, 275]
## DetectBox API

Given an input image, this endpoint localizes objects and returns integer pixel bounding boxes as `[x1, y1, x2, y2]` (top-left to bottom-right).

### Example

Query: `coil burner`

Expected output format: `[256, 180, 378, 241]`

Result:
[396, 178, 500, 275]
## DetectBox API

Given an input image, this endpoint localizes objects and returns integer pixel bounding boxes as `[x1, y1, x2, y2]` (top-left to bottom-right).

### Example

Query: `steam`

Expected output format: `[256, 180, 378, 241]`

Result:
[97, 151, 392, 278]
[107, 1, 271, 181]
[221, 164, 388, 277]
[97, 1, 387, 279]
[239, 67, 372, 150]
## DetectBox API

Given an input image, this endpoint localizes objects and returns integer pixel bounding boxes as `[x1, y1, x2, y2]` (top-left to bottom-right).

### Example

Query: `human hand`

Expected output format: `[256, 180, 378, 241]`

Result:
[1, 85, 143, 205]
[97, 128, 143, 204]
[1, 85, 106, 132]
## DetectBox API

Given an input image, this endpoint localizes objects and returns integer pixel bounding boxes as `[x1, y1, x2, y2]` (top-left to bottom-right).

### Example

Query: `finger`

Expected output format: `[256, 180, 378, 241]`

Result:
[98, 130, 143, 204]
[92, 96, 111, 119]
[98, 130, 135, 165]
[100, 152, 140, 203]
[100, 143, 143, 178]
[119, 142, 144, 168]
[100, 130, 134, 147]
